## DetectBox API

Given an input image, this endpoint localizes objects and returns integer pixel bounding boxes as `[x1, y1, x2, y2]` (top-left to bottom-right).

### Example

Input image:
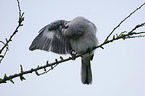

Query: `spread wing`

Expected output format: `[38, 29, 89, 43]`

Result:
[29, 20, 72, 54]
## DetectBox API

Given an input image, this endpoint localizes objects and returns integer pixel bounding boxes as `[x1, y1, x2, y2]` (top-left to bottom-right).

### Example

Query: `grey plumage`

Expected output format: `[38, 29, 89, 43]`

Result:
[29, 16, 98, 84]
[29, 20, 72, 54]
[81, 58, 92, 84]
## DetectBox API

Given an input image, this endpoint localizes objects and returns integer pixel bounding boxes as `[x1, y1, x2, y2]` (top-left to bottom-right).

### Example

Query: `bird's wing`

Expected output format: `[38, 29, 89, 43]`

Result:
[29, 20, 72, 54]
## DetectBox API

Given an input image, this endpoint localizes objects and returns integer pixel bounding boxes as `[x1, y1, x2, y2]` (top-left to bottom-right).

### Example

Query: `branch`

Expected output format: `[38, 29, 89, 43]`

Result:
[0, 2, 145, 84]
[0, 0, 24, 63]
[104, 2, 145, 42]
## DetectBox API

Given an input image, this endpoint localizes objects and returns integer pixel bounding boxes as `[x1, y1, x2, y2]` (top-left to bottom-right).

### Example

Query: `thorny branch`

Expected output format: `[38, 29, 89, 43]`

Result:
[0, 1, 145, 84]
[0, 0, 24, 63]
[104, 2, 145, 42]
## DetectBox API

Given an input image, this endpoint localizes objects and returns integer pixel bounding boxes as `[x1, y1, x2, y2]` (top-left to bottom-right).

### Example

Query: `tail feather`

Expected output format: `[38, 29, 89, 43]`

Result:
[81, 58, 92, 84]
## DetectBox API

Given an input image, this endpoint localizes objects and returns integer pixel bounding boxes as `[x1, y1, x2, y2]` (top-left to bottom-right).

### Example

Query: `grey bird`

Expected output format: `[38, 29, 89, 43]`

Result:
[29, 16, 98, 84]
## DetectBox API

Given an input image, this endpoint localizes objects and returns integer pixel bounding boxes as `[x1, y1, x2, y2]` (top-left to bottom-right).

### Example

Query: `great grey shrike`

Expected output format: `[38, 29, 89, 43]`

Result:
[29, 16, 98, 84]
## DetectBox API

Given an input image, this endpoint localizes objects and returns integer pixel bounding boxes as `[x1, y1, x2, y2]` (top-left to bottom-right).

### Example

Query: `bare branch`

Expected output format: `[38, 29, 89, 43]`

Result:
[104, 2, 145, 42]
[0, 0, 24, 63]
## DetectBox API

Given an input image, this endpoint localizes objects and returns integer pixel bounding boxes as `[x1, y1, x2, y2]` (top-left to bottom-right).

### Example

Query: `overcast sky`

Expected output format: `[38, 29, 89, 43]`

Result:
[0, 0, 145, 96]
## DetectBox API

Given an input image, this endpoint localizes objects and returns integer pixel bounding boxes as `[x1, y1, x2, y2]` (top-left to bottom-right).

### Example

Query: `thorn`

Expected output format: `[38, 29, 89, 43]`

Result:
[44, 68, 47, 72]
[20, 65, 24, 72]
[10, 79, 14, 84]
[20, 75, 26, 81]
[60, 56, 63, 60]
[55, 59, 58, 64]
[35, 70, 40, 76]
[100, 46, 104, 49]
[46, 60, 49, 65]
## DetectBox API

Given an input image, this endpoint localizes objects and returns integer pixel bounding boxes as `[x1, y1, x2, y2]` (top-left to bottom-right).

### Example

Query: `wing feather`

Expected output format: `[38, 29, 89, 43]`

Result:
[29, 20, 72, 54]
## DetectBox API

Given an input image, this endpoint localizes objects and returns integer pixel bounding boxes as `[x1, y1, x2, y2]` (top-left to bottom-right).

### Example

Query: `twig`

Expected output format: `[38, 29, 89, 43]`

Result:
[0, 0, 24, 63]
[104, 2, 145, 42]
[0, 56, 76, 84]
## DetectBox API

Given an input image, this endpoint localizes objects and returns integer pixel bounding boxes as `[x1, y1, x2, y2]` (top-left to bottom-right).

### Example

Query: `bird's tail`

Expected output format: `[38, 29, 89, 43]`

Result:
[81, 58, 92, 84]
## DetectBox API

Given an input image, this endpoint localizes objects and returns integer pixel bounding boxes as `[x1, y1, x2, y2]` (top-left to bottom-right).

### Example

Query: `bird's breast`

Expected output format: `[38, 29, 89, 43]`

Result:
[70, 32, 97, 54]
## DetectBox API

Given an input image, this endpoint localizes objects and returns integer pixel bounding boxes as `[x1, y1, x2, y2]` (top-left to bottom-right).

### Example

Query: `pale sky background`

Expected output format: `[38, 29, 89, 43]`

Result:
[0, 0, 145, 96]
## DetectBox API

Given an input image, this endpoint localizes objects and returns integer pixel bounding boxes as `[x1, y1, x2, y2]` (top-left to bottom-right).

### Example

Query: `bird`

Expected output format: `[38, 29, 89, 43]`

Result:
[29, 16, 98, 84]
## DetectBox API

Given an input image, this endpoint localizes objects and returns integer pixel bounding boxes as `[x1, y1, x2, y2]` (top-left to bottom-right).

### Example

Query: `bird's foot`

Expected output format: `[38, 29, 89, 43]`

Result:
[71, 50, 77, 60]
